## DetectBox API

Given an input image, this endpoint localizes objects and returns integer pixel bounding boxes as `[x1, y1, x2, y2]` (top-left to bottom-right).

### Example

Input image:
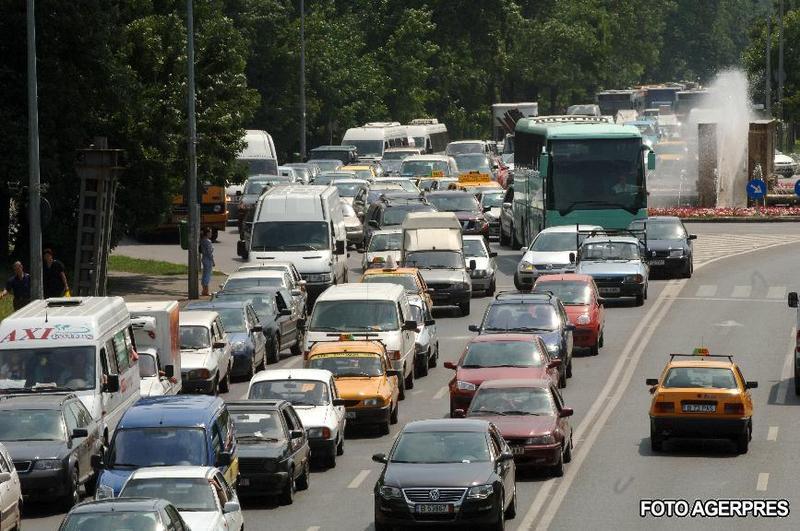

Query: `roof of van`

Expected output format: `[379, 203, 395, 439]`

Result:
[448, 140, 487, 146]
[256, 185, 339, 221]
[240, 130, 276, 160]
[179, 311, 219, 326]
[126, 301, 179, 314]
[119, 395, 225, 429]
[406, 123, 448, 135]
[316, 283, 406, 303]
[342, 125, 407, 140]
[401, 212, 461, 230]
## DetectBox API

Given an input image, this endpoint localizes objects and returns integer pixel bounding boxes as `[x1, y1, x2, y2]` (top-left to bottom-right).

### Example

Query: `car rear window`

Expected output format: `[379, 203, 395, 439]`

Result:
[662, 367, 737, 389]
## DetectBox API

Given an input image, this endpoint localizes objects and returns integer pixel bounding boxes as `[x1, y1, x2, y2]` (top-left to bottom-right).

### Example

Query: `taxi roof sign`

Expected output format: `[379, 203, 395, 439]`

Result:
[458, 172, 491, 184]
[693, 347, 710, 356]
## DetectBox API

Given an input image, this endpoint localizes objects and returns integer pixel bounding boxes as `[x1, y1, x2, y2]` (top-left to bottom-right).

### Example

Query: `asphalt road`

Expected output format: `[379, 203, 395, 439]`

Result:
[24, 222, 800, 530]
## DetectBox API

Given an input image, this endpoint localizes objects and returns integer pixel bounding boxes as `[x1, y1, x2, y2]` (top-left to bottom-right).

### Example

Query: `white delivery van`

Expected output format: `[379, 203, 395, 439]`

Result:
[127, 301, 181, 397]
[342, 122, 409, 160]
[405, 119, 450, 154]
[242, 185, 348, 301]
[0, 297, 140, 441]
[238, 129, 278, 176]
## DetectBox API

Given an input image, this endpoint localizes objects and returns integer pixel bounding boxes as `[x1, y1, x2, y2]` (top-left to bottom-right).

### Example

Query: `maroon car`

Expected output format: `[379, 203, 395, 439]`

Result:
[444, 334, 560, 416]
[460, 378, 574, 476]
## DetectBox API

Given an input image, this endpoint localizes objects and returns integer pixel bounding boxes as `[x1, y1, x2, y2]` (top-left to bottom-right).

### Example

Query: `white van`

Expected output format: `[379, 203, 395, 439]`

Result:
[342, 122, 409, 160]
[127, 301, 181, 397]
[405, 119, 449, 154]
[304, 283, 418, 396]
[242, 185, 348, 301]
[238, 129, 278, 176]
[0, 297, 140, 441]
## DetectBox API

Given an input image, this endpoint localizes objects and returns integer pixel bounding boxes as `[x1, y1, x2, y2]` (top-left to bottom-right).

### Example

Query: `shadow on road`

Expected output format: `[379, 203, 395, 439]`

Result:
[636, 436, 739, 458]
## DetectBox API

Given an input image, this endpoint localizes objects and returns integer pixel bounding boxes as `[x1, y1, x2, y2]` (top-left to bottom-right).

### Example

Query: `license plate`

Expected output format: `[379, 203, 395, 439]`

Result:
[650, 259, 665, 265]
[599, 287, 621, 294]
[238, 478, 250, 487]
[345, 411, 356, 419]
[512, 446, 524, 455]
[682, 403, 716, 413]
[416, 504, 453, 514]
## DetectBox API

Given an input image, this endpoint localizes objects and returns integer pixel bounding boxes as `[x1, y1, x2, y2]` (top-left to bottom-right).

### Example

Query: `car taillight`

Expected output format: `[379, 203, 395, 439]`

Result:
[387, 350, 401, 360]
[724, 403, 745, 415]
[654, 402, 674, 413]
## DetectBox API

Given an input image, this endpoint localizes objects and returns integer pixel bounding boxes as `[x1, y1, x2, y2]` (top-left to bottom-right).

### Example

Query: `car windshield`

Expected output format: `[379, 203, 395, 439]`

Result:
[368, 232, 402, 252]
[138, 353, 158, 377]
[0, 346, 96, 391]
[382, 206, 436, 226]
[310, 301, 399, 332]
[0, 409, 65, 441]
[454, 154, 491, 172]
[309, 354, 385, 377]
[483, 304, 559, 331]
[251, 221, 330, 252]
[308, 160, 341, 172]
[630, 221, 686, 240]
[469, 387, 556, 416]
[333, 182, 365, 197]
[109, 428, 207, 467]
[662, 367, 738, 389]
[405, 251, 464, 269]
[462, 239, 487, 258]
[243, 179, 271, 195]
[481, 193, 504, 208]
[249, 379, 330, 405]
[581, 242, 640, 261]
[211, 307, 245, 332]
[60, 512, 160, 531]
[533, 281, 592, 305]
[378, 179, 419, 193]
[346, 140, 383, 157]
[400, 160, 450, 177]
[121, 478, 218, 512]
[231, 411, 284, 441]
[224, 277, 283, 291]
[530, 232, 582, 252]
[391, 431, 490, 463]
[427, 194, 479, 213]
[462, 340, 545, 367]
[179, 326, 211, 349]
[362, 274, 418, 292]
[383, 151, 415, 161]
[447, 143, 484, 155]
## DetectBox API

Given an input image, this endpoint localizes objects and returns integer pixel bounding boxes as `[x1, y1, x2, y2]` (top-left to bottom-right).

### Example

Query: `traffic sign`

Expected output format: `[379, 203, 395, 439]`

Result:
[746, 179, 767, 200]
[794, 179, 800, 197]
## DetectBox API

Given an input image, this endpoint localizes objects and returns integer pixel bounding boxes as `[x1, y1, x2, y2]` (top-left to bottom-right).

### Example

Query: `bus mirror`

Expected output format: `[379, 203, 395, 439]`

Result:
[647, 151, 656, 170]
[538, 152, 550, 176]
[104, 374, 120, 393]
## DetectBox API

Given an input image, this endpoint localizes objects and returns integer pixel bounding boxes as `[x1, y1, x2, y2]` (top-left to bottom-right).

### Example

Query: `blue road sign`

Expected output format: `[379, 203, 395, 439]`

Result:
[795, 179, 800, 197]
[746, 179, 767, 200]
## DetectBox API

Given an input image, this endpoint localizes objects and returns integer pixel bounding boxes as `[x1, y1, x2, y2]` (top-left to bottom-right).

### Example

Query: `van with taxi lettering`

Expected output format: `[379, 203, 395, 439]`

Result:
[0, 297, 141, 443]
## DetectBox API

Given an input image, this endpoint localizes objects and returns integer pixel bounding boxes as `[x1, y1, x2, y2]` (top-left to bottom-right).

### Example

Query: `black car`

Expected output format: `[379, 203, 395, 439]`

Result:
[426, 191, 490, 240]
[227, 400, 311, 505]
[59, 497, 190, 530]
[628, 216, 696, 278]
[0, 393, 104, 509]
[372, 419, 516, 530]
[363, 199, 437, 243]
[212, 287, 302, 363]
[184, 300, 268, 379]
[469, 292, 575, 387]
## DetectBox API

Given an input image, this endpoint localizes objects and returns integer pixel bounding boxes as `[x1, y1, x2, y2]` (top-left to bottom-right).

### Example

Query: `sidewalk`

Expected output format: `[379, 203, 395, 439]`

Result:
[107, 271, 224, 303]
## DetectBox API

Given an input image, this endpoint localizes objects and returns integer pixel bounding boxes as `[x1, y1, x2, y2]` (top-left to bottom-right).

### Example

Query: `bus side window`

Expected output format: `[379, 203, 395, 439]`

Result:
[112, 332, 130, 372]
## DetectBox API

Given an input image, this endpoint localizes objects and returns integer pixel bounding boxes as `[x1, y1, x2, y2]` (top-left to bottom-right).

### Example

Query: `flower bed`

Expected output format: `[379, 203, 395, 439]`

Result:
[650, 207, 800, 219]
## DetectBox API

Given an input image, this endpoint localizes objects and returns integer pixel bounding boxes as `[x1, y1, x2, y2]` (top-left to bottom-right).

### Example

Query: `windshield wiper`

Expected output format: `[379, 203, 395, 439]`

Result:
[237, 434, 280, 442]
[338, 372, 372, 377]
[313, 326, 344, 332]
[504, 411, 544, 416]
[558, 200, 639, 216]
[283, 244, 318, 251]
[470, 410, 506, 416]
[460, 364, 482, 368]
[291, 401, 318, 406]
[512, 326, 554, 332]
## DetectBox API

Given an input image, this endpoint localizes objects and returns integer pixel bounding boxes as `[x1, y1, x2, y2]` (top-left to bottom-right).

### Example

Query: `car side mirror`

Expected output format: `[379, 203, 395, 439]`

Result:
[789, 292, 798, 308]
[252, 325, 263, 333]
[0, 472, 11, 484]
[489, 251, 497, 258]
[290, 429, 304, 439]
[597, 297, 606, 306]
[424, 319, 436, 327]
[72, 428, 89, 439]
[402, 320, 418, 331]
[335, 240, 346, 255]
[452, 409, 466, 418]
[559, 407, 574, 418]
[569, 252, 576, 264]
[104, 374, 120, 393]
[223, 501, 241, 514]
[164, 364, 175, 378]
[547, 359, 562, 369]
[469, 259, 477, 271]
[688, 234, 697, 240]
[443, 361, 456, 370]
[645, 378, 659, 386]
[91, 454, 104, 469]
[332, 398, 347, 407]
[213, 341, 226, 349]
[498, 450, 514, 462]
[745, 381, 758, 389]
[372, 453, 388, 464]
[216, 452, 232, 467]
[468, 324, 480, 332]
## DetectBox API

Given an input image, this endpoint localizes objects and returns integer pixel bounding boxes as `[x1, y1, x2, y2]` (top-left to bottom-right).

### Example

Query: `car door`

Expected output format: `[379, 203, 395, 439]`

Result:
[591, 282, 605, 333]
[540, 340, 559, 384]
[274, 291, 298, 348]
[67, 400, 98, 484]
[247, 306, 266, 366]
[489, 427, 514, 507]
[62, 402, 89, 483]
[0, 451, 13, 531]
[557, 302, 573, 360]
[330, 377, 346, 433]
[212, 320, 229, 379]
[282, 406, 308, 474]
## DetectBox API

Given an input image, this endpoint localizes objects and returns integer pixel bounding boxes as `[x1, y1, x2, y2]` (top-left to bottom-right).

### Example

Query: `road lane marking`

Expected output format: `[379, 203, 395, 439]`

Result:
[348, 469, 371, 489]
[696, 284, 717, 297]
[766, 286, 786, 299]
[767, 426, 779, 441]
[306, 527, 320, 531]
[668, 297, 783, 304]
[775, 327, 796, 405]
[757, 473, 769, 492]
[731, 285, 751, 298]
[433, 386, 448, 400]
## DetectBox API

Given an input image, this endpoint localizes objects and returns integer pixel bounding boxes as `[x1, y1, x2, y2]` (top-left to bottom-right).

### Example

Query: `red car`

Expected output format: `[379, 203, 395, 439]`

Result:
[459, 378, 574, 476]
[533, 273, 605, 356]
[444, 334, 561, 416]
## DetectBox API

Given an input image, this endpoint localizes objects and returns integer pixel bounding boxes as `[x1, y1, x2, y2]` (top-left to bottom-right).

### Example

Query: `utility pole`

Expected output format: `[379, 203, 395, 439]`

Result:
[299, 0, 307, 161]
[186, 0, 199, 299]
[765, 13, 772, 116]
[26, 0, 43, 300]
[778, 0, 785, 150]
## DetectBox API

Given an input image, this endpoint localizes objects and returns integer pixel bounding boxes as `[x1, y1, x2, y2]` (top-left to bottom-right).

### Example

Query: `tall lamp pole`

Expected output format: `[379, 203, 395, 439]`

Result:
[27, 0, 43, 300]
[299, 0, 307, 161]
[186, 0, 199, 299]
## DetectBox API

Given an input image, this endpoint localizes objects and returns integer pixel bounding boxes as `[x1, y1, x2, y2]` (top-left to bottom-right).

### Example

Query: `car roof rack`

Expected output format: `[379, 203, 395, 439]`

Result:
[576, 226, 646, 249]
[494, 290, 552, 301]
[669, 353, 734, 362]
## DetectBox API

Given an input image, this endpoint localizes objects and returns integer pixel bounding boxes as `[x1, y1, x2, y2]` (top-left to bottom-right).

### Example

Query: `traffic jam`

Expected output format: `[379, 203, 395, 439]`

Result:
[0, 108, 778, 531]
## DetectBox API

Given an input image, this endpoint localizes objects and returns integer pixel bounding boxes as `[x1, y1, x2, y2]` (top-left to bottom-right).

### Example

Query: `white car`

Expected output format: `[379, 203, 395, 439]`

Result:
[515, 224, 604, 290]
[138, 350, 176, 396]
[370, 176, 421, 193]
[407, 296, 438, 377]
[179, 311, 233, 394]
[478, 189, 505, 239]
[362, 228, 403, 271]
[462, 235, 497, 296]
[233, 263, 308, 315]
[774, 150, 797, 177]
[247, 368, 346, 467]
[118, 466, 244, 531]
[0, 444, 21, 531]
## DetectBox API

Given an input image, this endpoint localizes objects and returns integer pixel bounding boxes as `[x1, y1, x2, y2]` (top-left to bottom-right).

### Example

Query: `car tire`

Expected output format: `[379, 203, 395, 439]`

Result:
[599, 330, 604, 348]
[736, 424, 751, 454]
[219, 366, 231, 393]
[459, 301, 471, 316]
[209, 376, 219, 397]
[296, 461, 310, 491]
[559, 371, 567, 389]
[683, 260, 693, 278]
[493, 491, 506, 531]
[415, 352, 429, 378]
[644, 284, 648, 300]
[398, 375, 406, 401]
[279, 470, 295, 505]
[374, 520, 392, 531]
[511, 226, 522, 250]
[488, 278, 496, 296]
[337, 435, 344, 456]
[505, 484, 517, 519]
[325, 448, 337, 469]
[590, 340, 600, 356]
[267, 336, 280, 364]
[390, 402, 399, 425]
[405, 367, 414, 390]
[211, 228, 219, 242]
[428, 344, 438, 368]
[650, 428, 663, 452]
[566, 359, 573, 378]
[380, 418, 391, 435]
[551, 450, 565, 477]
[564, 437, 573, 463]
[635, 293, 644, 306]
[62, 466, 80, 511]
[290, 329, 304, 357]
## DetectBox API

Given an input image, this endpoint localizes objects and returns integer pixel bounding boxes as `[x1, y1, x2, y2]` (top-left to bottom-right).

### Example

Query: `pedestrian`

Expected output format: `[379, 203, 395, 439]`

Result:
[200, 227, 215, 296]
[0, 261, 31, 310]
[43, 248, 69, 298]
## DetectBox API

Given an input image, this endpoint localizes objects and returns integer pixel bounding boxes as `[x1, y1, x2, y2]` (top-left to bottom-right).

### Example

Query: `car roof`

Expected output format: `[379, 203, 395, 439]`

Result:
[128, 465, 217, 481]
[403, 419, 490, 432]
[119, 395, 224, 429]
[185, 301, 247, 311]
[535, 273, 595, 283]
[227, 270, 284, 280]
[583, 235, 641, 245]
[539, 224, 604, 234]
[478, 378, 552, 389]
[469, 334, 541, 344]
[449, 140, 485, 145]
[316, 283, 405, 302]
[403, 155, 452, 162]
[492, 291, 555, 304]
[309, 340, 386, 355]
[666, 359, 735, 369]
[0, 392, 75, 409]
[250, 368, 334, 384]
[69, 498, 165, 514]
[178, 310, 218, 326]
[330, 179, 369, 185]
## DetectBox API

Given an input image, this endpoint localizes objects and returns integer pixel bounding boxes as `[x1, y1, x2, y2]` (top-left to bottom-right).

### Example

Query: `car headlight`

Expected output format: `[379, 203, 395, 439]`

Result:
[525, 434, 556, 445]
[305, 273, 333, 283]
[306, 427, 332, 439]
[456, 380, 476, 391]
[362, 398, 384, 407]
[467, 484, 494, 499]
[380, 485, 403, 499]
[669, 249, 684, 257]
[545, 343, 560, 355]
[95, 484, 115, 500]
[34, 459, 62, 470]
[187, 368, 211, 380]
[624, 274, 644, 283]
[213, 204, 222, 213]
[471, 269, 487, 278]
[576, 314, 591, 325]
[519, 260, 534, 272]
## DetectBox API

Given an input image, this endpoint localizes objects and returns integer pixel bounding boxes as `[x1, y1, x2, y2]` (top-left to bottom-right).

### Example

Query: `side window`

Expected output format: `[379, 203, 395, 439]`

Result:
[210, 477, 228, 506]
[735, 367, 746, 389]
[281, 408, 297, 431]
[0, 451, 9, 473]
[69, 402, 92, 428]
[213, 320, 223, 340]
[396, 302, 404, 323]
[330, 378, 339, 399]
[551, 387, 565, 410]
[288, 407, 303, 431]
[123, 328, 138, 365]
[488, 431, 501, 457]
[164, 505, 184, 531]
[63, 404, 79, 433]
[112, 332, 130, 372]
[215, 410, 231, 451]
[211, 423, 222, 457]
[215, 471, 235, 502]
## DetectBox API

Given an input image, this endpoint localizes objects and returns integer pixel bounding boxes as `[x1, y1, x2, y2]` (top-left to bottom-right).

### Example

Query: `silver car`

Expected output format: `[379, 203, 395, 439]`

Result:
[462, 235, 497, 296]
[515, 224, 603, 290]
[362, 229, 403, 271]
[408, 296, 438, 377]
[576, 235, 649, 306]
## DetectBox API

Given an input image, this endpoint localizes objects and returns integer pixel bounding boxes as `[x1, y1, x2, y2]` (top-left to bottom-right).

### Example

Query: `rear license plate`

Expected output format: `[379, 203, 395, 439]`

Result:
[512, 446, 524, 455]
[238, 478, 250, 487]
[650, 259, 665, 266]
[599, 287, 621, 294]
[416, 504, 453, 514]
[682, 403, 716, 413]
[345, 411, 356, 419]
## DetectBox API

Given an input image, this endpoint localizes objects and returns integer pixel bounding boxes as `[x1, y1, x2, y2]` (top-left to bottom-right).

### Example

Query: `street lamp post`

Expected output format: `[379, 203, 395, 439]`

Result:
[26, 0, 43, 300]
[186, 0, 200, 299]
[299, 0, 306, 161]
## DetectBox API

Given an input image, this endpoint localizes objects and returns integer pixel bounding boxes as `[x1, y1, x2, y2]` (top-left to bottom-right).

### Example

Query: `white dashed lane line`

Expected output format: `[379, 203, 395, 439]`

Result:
[756, 473, 769, 492]
[775, 327, 796, 405]
[730, 285, 752, 298]
[433, 386, 448, 400]
[766, 286, 786, 299]
[695, 285, 717, 297]
[348, 470, 371, 489]
[306, 527, 320, 531]
[767, 426, 779, 441]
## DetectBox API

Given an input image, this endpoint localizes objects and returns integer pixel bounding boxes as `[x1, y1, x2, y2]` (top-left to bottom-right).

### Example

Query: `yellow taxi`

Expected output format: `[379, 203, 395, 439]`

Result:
[646, 348, 757, 453]
[359, 265, 433, 309]
[341, 164, 377, 181]
[305, 340, 400, 434]
[453, 172, 502, 193]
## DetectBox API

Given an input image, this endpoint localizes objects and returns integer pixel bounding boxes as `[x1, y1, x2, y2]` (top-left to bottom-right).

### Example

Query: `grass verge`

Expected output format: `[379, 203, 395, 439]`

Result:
[109, 255, 224, 276]
[0, 297, 12, 323]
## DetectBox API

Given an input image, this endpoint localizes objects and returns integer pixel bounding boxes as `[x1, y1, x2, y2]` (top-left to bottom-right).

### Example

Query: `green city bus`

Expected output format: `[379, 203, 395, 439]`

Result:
[508, 116, 654, 248]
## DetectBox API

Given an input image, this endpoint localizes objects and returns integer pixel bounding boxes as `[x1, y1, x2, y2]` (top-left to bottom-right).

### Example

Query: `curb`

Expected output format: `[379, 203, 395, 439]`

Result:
[679, 217, 800, 223]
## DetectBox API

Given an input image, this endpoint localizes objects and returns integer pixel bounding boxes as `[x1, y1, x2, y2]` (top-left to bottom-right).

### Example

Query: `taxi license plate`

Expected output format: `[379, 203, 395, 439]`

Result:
[599, 287, 621, 294]
[239, 478, 250, 487]
[682, 404, 716, 413]
[345, 411, 356, 419]
[416, 504, 453, 514]
[650, 259, 665, 266]
[512, 446, 524, 455]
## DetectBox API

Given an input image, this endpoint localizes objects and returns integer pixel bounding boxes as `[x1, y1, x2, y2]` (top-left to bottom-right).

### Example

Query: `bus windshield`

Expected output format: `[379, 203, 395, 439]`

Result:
[347, 140, 383, 157]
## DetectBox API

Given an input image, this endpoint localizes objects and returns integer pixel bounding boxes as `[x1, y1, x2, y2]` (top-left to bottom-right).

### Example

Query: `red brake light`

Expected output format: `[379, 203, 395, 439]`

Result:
[654, 402, 674, 413]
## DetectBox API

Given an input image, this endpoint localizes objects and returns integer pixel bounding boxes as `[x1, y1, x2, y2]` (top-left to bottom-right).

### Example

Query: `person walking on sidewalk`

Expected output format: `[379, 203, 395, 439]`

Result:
[1, 261, 31, 310]
[43, 248, 69, 298]
[200, 227, 215, 296]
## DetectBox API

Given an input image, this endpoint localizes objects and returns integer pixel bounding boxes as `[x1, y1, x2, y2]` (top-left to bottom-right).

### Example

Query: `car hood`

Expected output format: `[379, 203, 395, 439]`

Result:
[98, 467, 135, 495]
[248, 250, 333, 274]
[418, 269, 468, 284]
[179, 512, 225, 531]
[467, 256, 492, 271]
[383, 461, 492, 488]
[563, 304, 592, 321]
[3, 440, 67, 461]
[647, 239, 687, 251]
[180, 350, 214, 370]
[335, 378, 385, 399]
[577, 261, 642, 275]
[521, 250, 574, 267]
[456, 367, 550, 386]
[237, 440, 287, 459]
[291, 405, 332, 429]
[472, 415, 558, 438]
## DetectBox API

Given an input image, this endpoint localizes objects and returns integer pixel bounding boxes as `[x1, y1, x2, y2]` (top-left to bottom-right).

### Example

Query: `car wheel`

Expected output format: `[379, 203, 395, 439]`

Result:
[505, 484, 517, 519]
[459, 301, 471, 316]
[683, 260, 693, 278]
[337, 435, 344, 456]
[62, 466, 80, 511]
[493, 491, 506, 530]
[598, 330, 604, 348]
[374, 520, 392, 531]
[405, 367, 414, 390]
[398, 375, 406, 401]
[296, 460, 310, 491]
[635, 293, 644, 306]
[219, 367, 230, 393]
[644, 284, 648, 300]
[488, 278, 496, 296]
[209, 376, 219, 396]
[428, 344, 438, 368]
[279, 469, 295, 505]
[211, 228, 219, 242]
[564, 437, 573, 463]
[390, 402, 399, 425]
[326, 447, 337, 469]
[559, 371, 567, 389]
[650, 428, 663, 452]
[267, 336, 280, 364]
[736, 424, 751, 454]
[415, 352, 429, 378]
[590, 340, 600, 356]
[290, 329, 304, 357]
[551, 450, 565, 477]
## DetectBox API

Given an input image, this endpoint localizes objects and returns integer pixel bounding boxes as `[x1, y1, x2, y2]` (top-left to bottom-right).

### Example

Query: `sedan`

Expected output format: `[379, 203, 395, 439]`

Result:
[408, 297, 439, 377]
[372, 419, 516, 530]
[463, 235, 497, 296]
[0, 443, 21, 531]
[461, 379, 573, 477]
[629, 216, 696, 278]
[58, 498, 190, 531]
[444, 334, 561, 416]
